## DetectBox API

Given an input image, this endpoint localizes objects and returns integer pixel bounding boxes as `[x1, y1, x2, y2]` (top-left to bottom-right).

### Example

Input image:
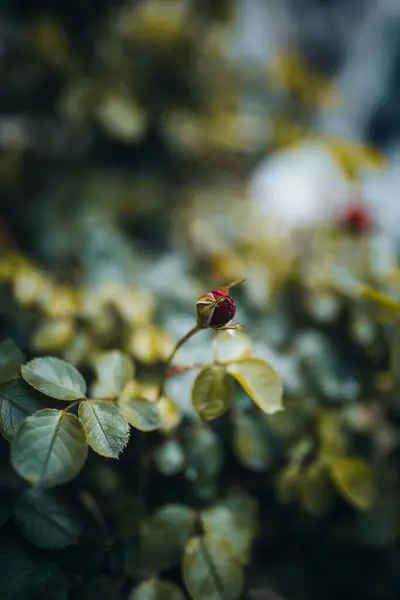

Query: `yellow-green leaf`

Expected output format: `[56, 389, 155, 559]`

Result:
[212, 330, 252, 363]
[192, 365, 232, 421]
[299, 464, 333, 516]
[330, 457, 377, 510]
[78, 401, 130, 458]
[93, 350, 134, 395]
[183, 535, 243, 600]
[129, 579, 184, 600]
[11, 409, 88, 487]
[359, 286, 400, 323]
[227, 358, 283, 414]
[118, 390, 161, 432]
[21, 357, 86, 401]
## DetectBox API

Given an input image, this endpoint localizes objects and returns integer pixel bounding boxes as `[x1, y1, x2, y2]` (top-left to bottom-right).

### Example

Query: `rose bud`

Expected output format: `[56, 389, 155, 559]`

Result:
[337, 202, 375, 235]
[196, 279, 245, 330]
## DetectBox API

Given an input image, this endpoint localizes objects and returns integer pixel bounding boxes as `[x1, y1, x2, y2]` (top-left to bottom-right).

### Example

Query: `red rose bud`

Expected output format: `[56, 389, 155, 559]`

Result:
[196, 279, 245, 330]
[337, 202, 375, 235]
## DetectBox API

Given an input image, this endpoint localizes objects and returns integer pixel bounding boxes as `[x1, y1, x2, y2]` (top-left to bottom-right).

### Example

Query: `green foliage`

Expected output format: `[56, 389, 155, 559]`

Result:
[14, 489, 82, 550]
[192, 365, 232, 420]
[11, 409, 88, 487]
[21, 356, 86, 400]
[182, 535, 244, 600]
[79, 400, 130, 458]
[93, 350, 134, 395]
[227, 358, 283, 414]
[0, 338, 25, 384]
[0, 378, 43, 441]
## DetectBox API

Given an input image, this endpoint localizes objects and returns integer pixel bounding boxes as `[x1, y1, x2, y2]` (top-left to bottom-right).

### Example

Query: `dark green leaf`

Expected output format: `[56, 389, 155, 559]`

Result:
[11, 409, 88, 487]
[118, 391, 161, 432]
[73, 576, 124, 600]
[391, 326, 400, 392]
[0, 537, 35, 600]
[21, 356, 87, 401]
[15, 489, 82, 550]
[78, 400, 130, 458]
[232, 412, 271, 471]
[0, 378, 43, 441]
[182, 535, 243, 600]
[0, 338, 25, 384]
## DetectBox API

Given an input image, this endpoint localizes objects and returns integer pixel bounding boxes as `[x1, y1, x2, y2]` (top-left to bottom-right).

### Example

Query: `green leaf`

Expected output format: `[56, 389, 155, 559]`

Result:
[30, 558, 68, 600]
[192, 365, 233, 421]
[0, 537, 35, 599]
[0, 378, 43, 441]
[21, 357, 86, 401]
[182, 535, 244, 600]
[299, 464, 333, 517]
[11, 409, 88, 487]
[0, 338, 25, 384]
[134, 505, 197, 575]
[232, 412, 271, 471]
[14, 489, 82, 550]
[93, 350, 134, 395]
[275, 466, 301, 505]
[78, 400, 130, 458]
[118, 389, 161, 432]
[129, 579, 184, 600]
[391, 326, 400, 392]
[227, 358, 283, 414]
[212, 330, 252, 363]
[201, 493, 259, 564]
[330, 457, 377, 510]
[154, 439, 185, 476]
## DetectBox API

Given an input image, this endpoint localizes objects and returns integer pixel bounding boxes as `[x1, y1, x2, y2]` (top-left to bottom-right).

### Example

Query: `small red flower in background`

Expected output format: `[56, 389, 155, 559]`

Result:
[196, 279, 245, 330]
[337, 201, 375, 235]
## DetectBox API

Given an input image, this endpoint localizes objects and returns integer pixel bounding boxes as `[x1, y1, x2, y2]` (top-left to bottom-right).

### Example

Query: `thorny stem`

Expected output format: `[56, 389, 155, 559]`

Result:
[157, 325, 200, 400]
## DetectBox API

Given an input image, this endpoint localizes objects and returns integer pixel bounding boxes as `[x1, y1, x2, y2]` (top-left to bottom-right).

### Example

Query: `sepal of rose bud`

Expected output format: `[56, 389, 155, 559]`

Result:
[213, 322, 244, 331]
[196, 294, 225, 329]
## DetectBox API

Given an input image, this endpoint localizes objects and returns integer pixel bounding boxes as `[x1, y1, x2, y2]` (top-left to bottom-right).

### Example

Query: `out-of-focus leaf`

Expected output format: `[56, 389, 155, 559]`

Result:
[232, 412, 271, 471]
[14, 488, 82, 550]
[73, 575, 124, 600]
[0, 378, 43, 440]
[0, 537, 35, 599]
[359, 286, 400, 323]
[185, 427, 223, 483]
[133, 505, 197, 576]
[32, 319, 74, 353]
[96, 93, 147, 142]
[0, 338, 25, 384]
[21, 357, 86, 401]
[201, 493, 259, 564]
[11, 409, 88, 487]
[128, 325, 175, 363]
[183, 535, 243, 600]
[355, 498, 398, 547]
[212, 330, 252, 363]
[78, 400, 130, 458]
[390, 326, 400, 392]
[159, 395, 182, 432]
[318, 410, 347, 462]
[227, 358, 283, 414]
[93, 350, 134, 395]
[118, 385, 161, 432]
[13, 267, 45, 307]
[275, 466, 300, 505]
[299, 464, 333, 517]
[192, 365, 233, 421]
[330, 457, 377, 510]
[154, 439, 185, 476]
[31, 558, 68, 600]
[129, 579, 184, 600]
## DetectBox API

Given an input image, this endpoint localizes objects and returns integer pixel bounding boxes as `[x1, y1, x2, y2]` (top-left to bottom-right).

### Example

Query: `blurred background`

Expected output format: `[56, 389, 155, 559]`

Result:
[2, 0, 400, 599]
